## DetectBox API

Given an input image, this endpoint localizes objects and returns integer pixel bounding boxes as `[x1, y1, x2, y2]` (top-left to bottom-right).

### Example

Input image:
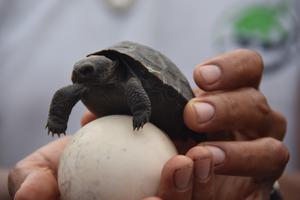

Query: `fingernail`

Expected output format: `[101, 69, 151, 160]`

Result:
[195, 158, 211, 181]
[193, 102, 215, 123]
[199, 65, 221, 85]
[174, 166, 193, 190]
[205, 146, 226, 165]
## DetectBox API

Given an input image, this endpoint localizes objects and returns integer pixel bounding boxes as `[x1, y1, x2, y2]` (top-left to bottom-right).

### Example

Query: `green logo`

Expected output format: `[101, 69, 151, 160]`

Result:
[215, 1, 299, 74]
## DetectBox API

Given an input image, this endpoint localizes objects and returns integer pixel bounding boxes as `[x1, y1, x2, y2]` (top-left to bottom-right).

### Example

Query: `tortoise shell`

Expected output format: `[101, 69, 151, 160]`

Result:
[89, 41, 193, 99]
[88, 41, 204, 142]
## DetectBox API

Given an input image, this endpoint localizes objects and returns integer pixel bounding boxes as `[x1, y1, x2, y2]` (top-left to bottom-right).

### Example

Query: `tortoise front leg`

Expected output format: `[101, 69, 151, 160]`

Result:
[46, 84, 85, 136]
[125, 77, 151, 130]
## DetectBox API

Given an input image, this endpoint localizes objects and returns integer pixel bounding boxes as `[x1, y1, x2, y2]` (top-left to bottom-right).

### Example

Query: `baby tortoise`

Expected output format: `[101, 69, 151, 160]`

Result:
[46, 41, 206, 142]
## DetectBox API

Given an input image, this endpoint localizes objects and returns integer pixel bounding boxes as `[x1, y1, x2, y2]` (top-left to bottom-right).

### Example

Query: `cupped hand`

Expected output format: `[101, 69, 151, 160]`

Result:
[143, 49, 289, 200]
[7, 136, 70, 199]
[8, 50, 289, 200]
[7, 113, 99, 200]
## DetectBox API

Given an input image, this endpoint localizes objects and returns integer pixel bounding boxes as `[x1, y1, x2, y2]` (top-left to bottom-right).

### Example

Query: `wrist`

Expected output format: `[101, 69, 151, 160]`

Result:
[0, 168, 10, 200]
[270, 181, 282, 200]
[278, 172, 300, 200]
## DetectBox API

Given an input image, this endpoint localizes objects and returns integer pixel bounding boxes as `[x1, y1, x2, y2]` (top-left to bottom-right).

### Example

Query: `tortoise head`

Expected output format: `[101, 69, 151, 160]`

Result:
[72, 55, 118, 85]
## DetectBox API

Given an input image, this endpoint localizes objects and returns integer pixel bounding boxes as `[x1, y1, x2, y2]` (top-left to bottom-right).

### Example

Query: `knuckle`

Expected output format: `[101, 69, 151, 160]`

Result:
[237, 49, 264, 71]
[9, 159, 28, 178]
[247, 49, 264, 72]
[235, 49, 264, 84]
[246, 88, 271, 117]
[264, 138, 290, 167]
[188, 145, 213, 159]
[273, 111, 287, 140]
[7, 163, 22, 197]
[220, 92, 237, 116]
[212, 92, 239, 128]
[8, 162, 22, 179]
[277, 112, 287, 130]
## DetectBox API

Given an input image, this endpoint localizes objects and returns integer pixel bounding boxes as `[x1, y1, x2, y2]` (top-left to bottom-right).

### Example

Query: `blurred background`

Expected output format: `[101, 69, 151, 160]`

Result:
[0, 0, 299, 174]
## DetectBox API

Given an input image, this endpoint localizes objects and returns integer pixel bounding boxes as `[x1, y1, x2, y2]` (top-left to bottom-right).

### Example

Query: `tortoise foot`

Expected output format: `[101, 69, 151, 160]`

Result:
[133, 112, 150, 131]
[45, 120, 67, 137]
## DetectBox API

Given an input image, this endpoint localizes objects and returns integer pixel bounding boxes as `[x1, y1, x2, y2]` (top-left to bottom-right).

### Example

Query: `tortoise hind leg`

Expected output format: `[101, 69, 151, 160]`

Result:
[125, 77, 151, 130]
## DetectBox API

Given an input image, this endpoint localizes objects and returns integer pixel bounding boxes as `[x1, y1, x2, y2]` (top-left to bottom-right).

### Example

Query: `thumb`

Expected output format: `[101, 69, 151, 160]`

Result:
[11, 168, 59, 200]
[8, 137, 71, 199]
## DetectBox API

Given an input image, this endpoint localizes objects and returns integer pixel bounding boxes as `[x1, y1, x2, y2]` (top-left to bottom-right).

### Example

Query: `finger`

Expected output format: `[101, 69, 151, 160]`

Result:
[184, 88, 282, 137]
[8, 137, 71, 198]
[185, 146, 215, 200]
[81, 110, 97, 126]
[158, 155, 193, 200]
[8, 159, 59, 200]
[13, 169, 59, 200]
[200, 138, 289, 179]
[35, 136, 71, 168]
[143, 197, 162, 200]
[194, 49, 263, 91]
[270, 110, 286, 140]
[0, 169, 9, 200]
[192, 87, 205, 97]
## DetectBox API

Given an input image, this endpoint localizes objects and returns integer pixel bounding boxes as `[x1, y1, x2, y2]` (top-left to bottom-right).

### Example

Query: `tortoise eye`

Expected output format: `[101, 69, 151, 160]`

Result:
[80, 65, 94, 76]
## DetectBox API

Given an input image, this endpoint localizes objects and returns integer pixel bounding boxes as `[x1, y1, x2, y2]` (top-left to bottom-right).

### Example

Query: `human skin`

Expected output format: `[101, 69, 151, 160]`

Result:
[277, 85, 300, 199]
[7, 50, 289, 200]
[0, 169, 10, 200]
[279, 172, 300, 200]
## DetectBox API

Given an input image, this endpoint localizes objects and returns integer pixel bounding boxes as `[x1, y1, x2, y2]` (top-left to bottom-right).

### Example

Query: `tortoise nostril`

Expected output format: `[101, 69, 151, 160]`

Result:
[80, 65, 94, 76]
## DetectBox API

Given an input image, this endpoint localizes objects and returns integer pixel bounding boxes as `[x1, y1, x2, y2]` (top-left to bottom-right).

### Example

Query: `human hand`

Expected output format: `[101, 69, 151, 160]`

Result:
[7, 116, 96, 199]
[77, 50, 289, 200]
[142, 49, 289, 199]
[7, 136, 71, 199]
[8, 50, 288, 200]
[278, 172, 300, 200]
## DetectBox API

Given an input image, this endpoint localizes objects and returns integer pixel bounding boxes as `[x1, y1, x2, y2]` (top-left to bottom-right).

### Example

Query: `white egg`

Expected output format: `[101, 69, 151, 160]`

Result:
[58, 115, 178, 200]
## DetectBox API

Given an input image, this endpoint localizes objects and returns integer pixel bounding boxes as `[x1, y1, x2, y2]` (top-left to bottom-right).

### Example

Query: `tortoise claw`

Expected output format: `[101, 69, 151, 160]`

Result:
[133, 112, 150, 131]
[49, 131, 66, 138]
[45, 121, 67, 137]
